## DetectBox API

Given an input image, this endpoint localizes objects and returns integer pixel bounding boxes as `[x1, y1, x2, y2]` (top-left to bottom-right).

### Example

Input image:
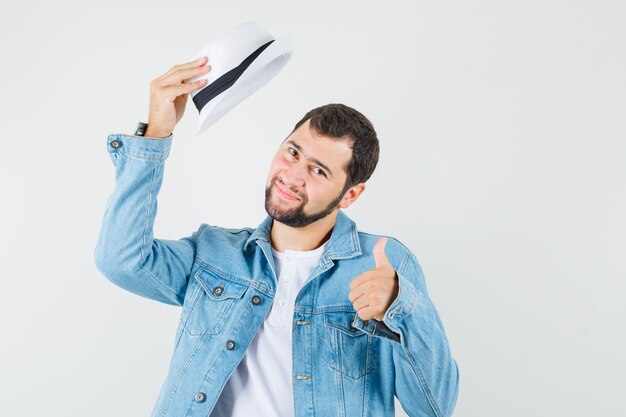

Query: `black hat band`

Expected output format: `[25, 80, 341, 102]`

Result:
[192, 39, 275, 113]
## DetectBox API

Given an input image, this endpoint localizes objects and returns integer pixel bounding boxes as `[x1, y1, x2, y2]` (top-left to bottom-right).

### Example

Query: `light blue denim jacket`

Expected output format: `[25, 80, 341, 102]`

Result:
[94, 133, 459, 417]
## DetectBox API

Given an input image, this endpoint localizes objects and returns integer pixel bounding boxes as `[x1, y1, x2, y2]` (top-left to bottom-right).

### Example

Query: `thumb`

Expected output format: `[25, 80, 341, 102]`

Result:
[373, 237, 391, 269]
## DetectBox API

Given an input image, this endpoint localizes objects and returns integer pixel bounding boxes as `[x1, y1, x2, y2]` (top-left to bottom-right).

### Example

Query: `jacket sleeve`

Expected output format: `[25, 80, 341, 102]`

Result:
[352, 251, 459, 417]
[93, 132, 204, 306]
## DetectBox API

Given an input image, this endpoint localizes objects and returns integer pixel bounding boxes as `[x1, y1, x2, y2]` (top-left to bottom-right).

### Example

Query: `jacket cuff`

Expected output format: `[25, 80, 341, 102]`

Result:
[350, 270, 417, 343]
[106, 132, 173, 162]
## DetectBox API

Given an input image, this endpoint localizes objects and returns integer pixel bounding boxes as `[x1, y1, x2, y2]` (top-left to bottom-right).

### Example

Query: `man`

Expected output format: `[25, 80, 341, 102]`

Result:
[94, 56, 459, 417]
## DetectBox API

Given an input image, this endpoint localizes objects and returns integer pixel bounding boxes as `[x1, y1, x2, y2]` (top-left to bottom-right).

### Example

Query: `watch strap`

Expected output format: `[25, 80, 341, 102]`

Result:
[134, 121, 148, 136]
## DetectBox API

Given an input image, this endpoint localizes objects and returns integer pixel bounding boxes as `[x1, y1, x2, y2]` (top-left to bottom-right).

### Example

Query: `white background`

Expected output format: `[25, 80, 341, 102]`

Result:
[1, 1, 624, 416]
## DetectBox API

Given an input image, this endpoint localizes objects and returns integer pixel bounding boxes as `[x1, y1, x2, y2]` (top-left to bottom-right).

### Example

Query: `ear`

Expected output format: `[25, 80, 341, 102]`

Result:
[339, 183, 366, 209]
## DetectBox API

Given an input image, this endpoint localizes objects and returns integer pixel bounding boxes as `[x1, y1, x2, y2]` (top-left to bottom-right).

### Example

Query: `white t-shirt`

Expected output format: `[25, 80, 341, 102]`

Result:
[209, 239, 329, 417]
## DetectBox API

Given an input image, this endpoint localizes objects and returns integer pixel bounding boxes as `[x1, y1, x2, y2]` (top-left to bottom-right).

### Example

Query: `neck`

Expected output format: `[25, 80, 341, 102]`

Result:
[270, 211, 337, 252]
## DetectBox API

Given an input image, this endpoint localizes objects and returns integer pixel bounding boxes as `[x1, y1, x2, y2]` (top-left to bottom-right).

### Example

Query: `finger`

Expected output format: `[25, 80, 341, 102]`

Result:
[349, 270, 376, 290]
[175, 90, 189, 105]
[373, 237, 391, 269]
[348, 285, 366, 303]
[352, 294, 369, 312]
[356, 305, 376, 321]
[157, 64, 211, 88]
[160, 56, 209, 79]
[161, 79, 207, 102]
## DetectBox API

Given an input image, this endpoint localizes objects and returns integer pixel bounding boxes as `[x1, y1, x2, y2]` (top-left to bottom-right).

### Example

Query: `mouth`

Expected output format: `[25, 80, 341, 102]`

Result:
[275, 183, 300, 201]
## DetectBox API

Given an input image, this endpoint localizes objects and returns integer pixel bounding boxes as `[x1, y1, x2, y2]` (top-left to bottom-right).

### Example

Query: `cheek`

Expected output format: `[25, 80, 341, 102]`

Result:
[270, 158, 292, 178]
[275, 157, 290, 169]
[307, 184, 331, 204]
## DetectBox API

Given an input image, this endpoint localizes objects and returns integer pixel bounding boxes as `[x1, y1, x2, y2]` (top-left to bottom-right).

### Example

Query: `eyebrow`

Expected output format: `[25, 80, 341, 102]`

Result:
[286, 140, 334, 177]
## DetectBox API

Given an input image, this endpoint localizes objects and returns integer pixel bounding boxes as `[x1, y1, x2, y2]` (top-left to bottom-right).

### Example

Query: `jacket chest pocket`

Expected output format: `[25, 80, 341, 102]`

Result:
[181, 267, 250, 337]
[324, 311, 377, 379]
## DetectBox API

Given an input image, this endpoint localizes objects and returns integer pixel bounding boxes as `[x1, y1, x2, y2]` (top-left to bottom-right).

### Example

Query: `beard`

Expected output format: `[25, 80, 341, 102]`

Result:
[264, 176, 346, 228]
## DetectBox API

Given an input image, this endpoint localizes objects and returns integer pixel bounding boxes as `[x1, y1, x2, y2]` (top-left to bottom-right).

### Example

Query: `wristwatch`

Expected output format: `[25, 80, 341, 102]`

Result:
[134, 121, 148, 137]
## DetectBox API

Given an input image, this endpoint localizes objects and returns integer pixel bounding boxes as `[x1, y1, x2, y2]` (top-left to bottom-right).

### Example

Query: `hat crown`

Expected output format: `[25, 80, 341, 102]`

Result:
[199, 22, 274, 80]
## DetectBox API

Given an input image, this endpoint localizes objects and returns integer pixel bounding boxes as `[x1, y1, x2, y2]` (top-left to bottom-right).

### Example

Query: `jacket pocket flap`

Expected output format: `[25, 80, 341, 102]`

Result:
[324, 311, 363, 337]
[193, 268, 249, 301]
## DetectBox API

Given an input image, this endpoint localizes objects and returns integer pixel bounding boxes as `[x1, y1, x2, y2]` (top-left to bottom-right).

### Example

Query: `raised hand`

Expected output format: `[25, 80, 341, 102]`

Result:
[348, 237, 399, 322]
[145, 56, 212, 138]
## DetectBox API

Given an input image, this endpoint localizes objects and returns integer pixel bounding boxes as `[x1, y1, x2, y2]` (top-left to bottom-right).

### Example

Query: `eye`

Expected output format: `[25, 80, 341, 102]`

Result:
[286, 147, 327, 177]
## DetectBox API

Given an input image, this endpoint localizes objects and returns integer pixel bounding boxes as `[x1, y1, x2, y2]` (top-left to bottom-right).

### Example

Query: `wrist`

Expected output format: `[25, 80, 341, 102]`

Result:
[144, 126, 171, 139]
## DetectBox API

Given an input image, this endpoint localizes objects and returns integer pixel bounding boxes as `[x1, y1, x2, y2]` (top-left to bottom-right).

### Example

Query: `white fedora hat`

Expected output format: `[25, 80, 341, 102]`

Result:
[184, 21, 295, 136]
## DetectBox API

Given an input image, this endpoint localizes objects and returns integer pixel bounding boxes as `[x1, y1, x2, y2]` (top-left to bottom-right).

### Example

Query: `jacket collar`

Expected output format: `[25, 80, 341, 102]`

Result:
[244, 209, 362, 260]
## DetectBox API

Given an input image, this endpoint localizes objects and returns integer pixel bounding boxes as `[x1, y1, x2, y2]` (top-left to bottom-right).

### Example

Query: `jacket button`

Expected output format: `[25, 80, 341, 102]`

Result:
[110, 140, 121, 149]
[252, 295, 262, 305]
[226, 340, 236, 350]
[194, 392, 206, 403]
[213, 286, 223, 296]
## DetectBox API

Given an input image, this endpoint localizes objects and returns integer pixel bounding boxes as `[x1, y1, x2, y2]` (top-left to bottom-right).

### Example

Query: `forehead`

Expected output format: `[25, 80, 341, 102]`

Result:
[281, 119, 352, 175]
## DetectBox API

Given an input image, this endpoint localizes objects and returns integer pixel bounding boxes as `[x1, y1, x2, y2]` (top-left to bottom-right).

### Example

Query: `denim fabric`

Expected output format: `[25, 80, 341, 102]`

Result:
[94, 133, 460, 417]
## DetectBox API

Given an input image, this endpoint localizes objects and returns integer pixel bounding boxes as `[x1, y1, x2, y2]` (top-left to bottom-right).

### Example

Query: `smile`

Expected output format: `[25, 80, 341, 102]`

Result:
[275, 183, 300, 201]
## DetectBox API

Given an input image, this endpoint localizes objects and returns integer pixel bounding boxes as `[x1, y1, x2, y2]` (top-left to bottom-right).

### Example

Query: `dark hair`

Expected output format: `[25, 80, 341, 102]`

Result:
[289, 103, 379, 193]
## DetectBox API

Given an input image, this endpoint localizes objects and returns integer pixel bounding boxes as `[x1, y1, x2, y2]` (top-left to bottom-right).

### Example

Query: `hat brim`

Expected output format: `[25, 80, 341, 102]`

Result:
[192, 32, 295, 136]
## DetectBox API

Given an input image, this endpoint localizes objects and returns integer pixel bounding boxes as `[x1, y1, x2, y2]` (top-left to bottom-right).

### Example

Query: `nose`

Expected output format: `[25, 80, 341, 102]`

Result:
[281, 162, 306, 189]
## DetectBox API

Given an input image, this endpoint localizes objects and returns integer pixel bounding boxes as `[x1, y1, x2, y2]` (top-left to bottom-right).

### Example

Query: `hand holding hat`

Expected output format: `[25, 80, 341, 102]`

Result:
[142, 22, 293, 138]
[144, 57, 213, 138]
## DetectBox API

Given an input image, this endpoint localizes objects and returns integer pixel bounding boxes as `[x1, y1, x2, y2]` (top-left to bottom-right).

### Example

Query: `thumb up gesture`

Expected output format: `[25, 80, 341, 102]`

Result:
[348, 238, 399, 322]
